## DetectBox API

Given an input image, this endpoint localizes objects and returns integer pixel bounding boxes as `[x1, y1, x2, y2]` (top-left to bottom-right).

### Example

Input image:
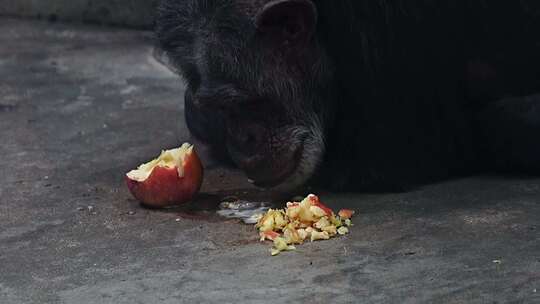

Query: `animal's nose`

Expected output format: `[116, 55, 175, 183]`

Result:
[227, 120, 265, 159]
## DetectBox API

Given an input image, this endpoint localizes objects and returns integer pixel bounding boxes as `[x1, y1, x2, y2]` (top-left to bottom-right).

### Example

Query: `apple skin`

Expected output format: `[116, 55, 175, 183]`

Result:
[125, 150, 203, 208]
[308, 194, 334, 217]
[338, 209, 355, 219]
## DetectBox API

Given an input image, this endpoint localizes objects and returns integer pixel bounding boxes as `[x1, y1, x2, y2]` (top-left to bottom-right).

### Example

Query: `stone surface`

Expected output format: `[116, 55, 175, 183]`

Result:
[0, 18, 539, 304]
[0, 0, 157, 28]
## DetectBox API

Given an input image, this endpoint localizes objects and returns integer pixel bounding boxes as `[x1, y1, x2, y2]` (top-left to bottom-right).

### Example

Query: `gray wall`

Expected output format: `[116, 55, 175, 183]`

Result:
[0, 0, 158, 29]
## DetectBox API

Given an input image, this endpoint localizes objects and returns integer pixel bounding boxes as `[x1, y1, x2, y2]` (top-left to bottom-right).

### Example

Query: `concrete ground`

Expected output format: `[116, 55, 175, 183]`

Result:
[0, 0, 156, 29]
[0, 18, 539, 304]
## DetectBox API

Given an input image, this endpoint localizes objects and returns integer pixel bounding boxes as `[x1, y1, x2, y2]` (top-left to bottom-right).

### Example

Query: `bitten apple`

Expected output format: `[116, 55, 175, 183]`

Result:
[125, 143, 203, 207]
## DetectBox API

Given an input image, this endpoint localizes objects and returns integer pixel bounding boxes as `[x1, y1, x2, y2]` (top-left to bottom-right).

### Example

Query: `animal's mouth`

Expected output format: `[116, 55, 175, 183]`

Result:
[245, 144, 305, 189]
[190, 123, 324, 192]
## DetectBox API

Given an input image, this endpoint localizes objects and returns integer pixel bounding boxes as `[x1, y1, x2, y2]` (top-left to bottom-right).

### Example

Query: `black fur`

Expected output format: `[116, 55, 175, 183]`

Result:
[155, 0, 540, 192]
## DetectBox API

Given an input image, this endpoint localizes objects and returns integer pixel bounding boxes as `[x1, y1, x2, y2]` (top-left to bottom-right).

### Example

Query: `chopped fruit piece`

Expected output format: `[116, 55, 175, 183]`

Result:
[273, 237, 289, 250]
[286, 194, 333, 222]
[311, 230, 330, 242]
[260, 230, 280, 241]
[256, 209, 287, 232]
[331, 215, 343, 228]
[310, 206, 328, 218]
[274, 211, 288, 228]
[337, 226, 349, 235]
[297, 228, 309, 241]
[338, 209, 355, 219]
[296, 198, 317, 223]
[286, 202, 299, 208]
[306, 194, 334, 216]
[285, 204, 302, 220]
[283, 227, 303, 244]
[125, 143, 203, 207]
[314, 217, 331, 230]
[271, 237, 296, 255]
[321, 225, 337, 236]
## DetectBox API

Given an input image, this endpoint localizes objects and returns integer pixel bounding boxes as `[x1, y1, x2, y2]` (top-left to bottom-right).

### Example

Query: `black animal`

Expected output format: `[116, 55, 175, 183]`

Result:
[155, 0, 540, 192]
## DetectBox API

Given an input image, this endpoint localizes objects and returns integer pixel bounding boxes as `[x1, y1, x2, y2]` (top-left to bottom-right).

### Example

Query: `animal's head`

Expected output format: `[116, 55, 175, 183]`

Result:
[156, 0, 335, 190]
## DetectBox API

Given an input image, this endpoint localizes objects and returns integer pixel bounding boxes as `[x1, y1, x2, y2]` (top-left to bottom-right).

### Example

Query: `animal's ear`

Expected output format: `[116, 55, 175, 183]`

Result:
[255, 0, 317, 45]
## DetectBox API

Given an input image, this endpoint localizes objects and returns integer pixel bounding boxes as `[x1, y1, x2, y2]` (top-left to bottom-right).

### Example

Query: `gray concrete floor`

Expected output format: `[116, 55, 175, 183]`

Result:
[0, 18, 539, 304]
[0, 0, 156, 29]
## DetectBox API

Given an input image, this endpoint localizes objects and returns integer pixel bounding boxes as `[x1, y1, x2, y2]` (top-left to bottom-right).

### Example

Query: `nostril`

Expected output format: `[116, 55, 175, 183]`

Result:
[227, 123, 264, 158]
[234, 129, 249, 144]
[246, 133, 256, 145]
[237, 130, 258, 149]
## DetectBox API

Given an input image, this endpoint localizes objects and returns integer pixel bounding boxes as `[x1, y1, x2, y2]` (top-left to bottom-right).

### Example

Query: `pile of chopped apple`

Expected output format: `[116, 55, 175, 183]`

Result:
[255, 194, 355, 256]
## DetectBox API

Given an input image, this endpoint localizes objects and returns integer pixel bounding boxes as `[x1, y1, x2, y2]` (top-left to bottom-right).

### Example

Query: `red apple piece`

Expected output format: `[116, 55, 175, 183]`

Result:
[260, 230, 281, 241]
[338, 209, 355, 219]
[125, 143, 203, 208]
[307, 194, 334, 217]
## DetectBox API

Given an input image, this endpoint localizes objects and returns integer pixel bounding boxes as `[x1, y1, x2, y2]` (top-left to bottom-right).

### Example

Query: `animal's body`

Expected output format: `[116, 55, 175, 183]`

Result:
[155, 0, 540, 192]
